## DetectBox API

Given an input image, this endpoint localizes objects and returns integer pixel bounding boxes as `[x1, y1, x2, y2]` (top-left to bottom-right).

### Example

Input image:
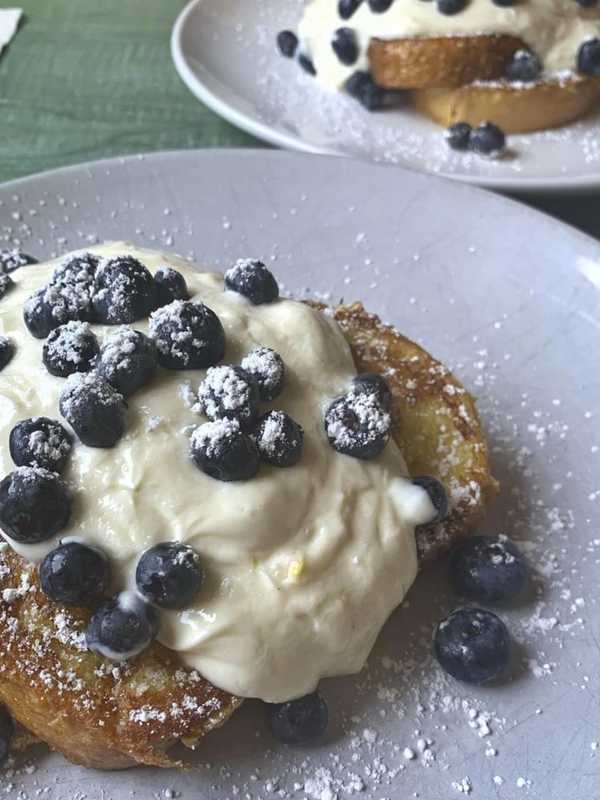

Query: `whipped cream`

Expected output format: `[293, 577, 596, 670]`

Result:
[0, 243, 435, 702]
[298, 0, 600, 89]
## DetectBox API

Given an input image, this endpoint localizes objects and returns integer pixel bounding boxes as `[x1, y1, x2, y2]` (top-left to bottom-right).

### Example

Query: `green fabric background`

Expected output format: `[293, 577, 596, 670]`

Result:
[0, 0, 261, 183]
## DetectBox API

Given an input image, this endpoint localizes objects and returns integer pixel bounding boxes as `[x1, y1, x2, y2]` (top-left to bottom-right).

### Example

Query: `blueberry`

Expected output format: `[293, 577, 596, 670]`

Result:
[256, 411, 304, 467]
[136, 542, 203, 610]
[0, 466, 71, 544]
[298, 54, 317, 76]
[445, 122, 472, 151]
[40, 542, 110, 606]
[225, 259, 279, 305]
[368, 0, 394, 11]
[491, 0, 514, 4]
[411, 476, 448, 523]
[345, 71, 386, 111]
[332, 28, 359, 65]
[0, 274, 15, 301]
[325, 393, 390, 460]
[0, 249, 37, 273]
[92, 256, 155, 324]
[450, 535, 528, 603]
[59, 373, 126, 448]
[86, 592, 158, 661]
[576, 0, 597, 5]
[277, 30, 298, 58]
[505, 49, 541, 82]
[578, 38, 600, 77]
[23, 289, 57, 339]
[149, 300, 226, 370]
[437, 0, 468, 13]
[351, 372, 392, 410]
[241, 346, 285, 402]
[338, 0, 363, 19]
[0, 337, 14, 371]
[198, 365, 260, 430]
[153, 267, 189, 308]
[42, 321, 100, 378]
[9, 417, 72, 473]
[434, 607, 511, 684]
[0, 709, 14, 766]
[469, 122, 506, 156]
[97, 328, 157, 397]
[267, 693, 328, 745]
[190, 419, 260, 482]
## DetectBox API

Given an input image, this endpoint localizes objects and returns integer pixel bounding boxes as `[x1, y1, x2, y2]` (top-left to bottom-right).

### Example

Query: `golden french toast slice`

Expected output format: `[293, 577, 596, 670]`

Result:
[0, 303, 496, 769]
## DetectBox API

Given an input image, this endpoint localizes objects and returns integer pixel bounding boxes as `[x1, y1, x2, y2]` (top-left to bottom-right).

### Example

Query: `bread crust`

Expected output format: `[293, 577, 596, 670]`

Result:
[0, 302, 496, 769]
[369, 34, 525, 89]
[411, 75, 600, 133]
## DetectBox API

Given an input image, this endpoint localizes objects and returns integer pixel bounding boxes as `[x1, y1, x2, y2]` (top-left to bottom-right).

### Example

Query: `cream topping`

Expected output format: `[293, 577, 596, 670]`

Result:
[298, 0, 600, 89]
[0, 243, 434, 702]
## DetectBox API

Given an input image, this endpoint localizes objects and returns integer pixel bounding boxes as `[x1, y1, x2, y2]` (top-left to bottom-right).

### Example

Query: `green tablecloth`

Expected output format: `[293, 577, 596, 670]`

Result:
[0, 0, 260, 184]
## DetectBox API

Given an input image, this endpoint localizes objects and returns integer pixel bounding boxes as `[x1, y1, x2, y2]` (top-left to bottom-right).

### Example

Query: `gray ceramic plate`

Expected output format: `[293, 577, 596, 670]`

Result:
[0, 150, 599, 800]
[171, 0, 600, 194]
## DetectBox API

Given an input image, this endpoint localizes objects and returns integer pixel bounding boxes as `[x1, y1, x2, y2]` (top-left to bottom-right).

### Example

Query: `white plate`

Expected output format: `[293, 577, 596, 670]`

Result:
[171, 0, 600, 194]
[0, 150, 600, 799]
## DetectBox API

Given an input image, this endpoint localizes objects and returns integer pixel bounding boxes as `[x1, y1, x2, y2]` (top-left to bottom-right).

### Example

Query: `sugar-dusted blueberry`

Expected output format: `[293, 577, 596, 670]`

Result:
[225, 259, 279, 305]
[190, 419, 260, 482]
[0, 708, 13, 766]
[59, 372, 126, 448]
[92, 255, 155, 324]
[86, 592, 159, 661]
[450, 535, 529, 603]
[578, 38, 600, 76]
[0, 466, 71, 544]
[411, 476, 448, 524]
[149, 300, 226, 370]
[434, 607, 511, 684]
[276, 30, 298, 58]
[23, 288, 56, 339]
[298, 54, 317, 75]
[368, 0, 394, 11]
[153, 266, 189, 308]
[444, 122, 472, 151]
[42, 321, 100, 378]
[345, 71, 386, 111]
[9, 417, 72, 473]
[198, 365, 260, 430]
[339, 0, 363, 19]
[0, 274, 14, 301]
[241, 346, 285, 402]
[0, 249, 38, 273]
[351, 372, 392, 410]
[40, 542, 110, 606]
[437, 0, 468, 13]
[505, 49, 541, 82]
[470, 122, 506, 157]
[136, 542, 203, 610]
[325, 392, 390, 460]
[256, 411, 304, 468]
[0, 337, 14, 371]
[332, 27, 359, 65]
[97, 328, 157, 397]
[268, 693, 328, 745]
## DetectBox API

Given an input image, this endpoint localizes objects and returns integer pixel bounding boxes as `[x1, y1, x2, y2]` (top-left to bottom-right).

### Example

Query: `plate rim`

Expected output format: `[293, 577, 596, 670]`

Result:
[170, 0, 600, 196]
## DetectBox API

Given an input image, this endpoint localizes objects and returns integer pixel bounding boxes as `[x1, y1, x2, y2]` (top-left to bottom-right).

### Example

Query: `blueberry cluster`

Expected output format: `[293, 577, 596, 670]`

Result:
[445, 121, 506, 157]
[434, 534, 530, 684]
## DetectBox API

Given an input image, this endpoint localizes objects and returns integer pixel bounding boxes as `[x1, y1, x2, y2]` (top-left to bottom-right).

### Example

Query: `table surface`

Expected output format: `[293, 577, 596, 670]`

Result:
[1, 0, 598, 240]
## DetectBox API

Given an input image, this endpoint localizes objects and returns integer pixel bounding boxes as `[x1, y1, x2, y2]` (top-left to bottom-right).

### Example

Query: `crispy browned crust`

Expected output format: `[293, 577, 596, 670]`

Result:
[412, 75, 600, 133]
[0, 303, 496, 769]
[369, 34, 524, 89]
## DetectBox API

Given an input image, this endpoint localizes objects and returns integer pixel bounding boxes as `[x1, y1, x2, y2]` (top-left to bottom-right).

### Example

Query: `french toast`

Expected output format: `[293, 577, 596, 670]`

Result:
[0, 295, 496, 769]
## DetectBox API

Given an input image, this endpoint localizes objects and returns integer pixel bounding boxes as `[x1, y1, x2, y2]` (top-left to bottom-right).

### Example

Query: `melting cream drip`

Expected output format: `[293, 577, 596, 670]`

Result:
[298, 0, 600, 89]
[0, 243, 434, 702]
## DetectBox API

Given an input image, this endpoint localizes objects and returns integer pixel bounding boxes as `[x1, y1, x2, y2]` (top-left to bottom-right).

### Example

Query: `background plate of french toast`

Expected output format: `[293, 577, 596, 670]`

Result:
[172, 0, 600, 192]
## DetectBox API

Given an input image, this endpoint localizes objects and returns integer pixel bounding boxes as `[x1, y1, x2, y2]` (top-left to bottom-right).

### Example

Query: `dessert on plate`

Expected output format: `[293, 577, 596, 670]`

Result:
[276, 0, 600, 134]
[0, 243, 496, 768]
